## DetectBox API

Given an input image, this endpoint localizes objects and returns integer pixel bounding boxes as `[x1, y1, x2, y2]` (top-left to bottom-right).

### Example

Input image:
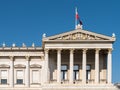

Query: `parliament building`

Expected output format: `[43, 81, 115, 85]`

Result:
[0, 25, 118, 90]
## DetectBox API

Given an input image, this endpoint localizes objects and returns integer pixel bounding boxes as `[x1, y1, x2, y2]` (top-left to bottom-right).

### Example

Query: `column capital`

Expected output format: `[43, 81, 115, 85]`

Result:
[44, 49, 49, 54]
[108, 48, 113, 54]
[70, 48, 75, 53]
[25, 56, 30, 61]
[95, 48, 101, 54]
[82, 48, 88, 54]
[9, 56, 14, 61]
[57, 48, 62, 53]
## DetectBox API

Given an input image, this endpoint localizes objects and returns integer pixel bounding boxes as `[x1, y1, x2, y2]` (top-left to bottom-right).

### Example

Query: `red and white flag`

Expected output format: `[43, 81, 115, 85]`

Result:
[76, 10, 79, 20]
[75, 7, 83, 26]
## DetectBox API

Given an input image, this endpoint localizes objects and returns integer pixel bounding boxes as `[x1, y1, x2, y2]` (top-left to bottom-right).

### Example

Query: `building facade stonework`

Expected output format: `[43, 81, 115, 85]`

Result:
[0, 27, 118, 90]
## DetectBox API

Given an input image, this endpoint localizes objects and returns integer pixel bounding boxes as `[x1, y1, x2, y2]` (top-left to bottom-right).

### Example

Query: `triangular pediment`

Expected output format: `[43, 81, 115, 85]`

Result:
[43, 29, 115, 42]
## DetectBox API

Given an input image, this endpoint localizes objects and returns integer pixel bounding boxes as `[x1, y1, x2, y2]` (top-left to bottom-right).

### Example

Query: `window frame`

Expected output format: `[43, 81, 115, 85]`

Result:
[32, 70, 40, 84]
[0, 69, 9, 85]
[61, 64, 68, 80]
[73, 64, 79, 80]
[86, 64, 91, 80]
[16, 69, 24, 85]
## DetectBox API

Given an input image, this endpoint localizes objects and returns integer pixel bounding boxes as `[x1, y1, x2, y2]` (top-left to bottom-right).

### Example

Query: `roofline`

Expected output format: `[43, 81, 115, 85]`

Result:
[43, 29, 114, 41]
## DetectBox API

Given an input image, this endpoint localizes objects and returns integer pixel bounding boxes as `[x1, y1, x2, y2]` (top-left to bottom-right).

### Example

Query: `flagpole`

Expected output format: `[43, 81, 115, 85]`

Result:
[75, 7, 77, 29]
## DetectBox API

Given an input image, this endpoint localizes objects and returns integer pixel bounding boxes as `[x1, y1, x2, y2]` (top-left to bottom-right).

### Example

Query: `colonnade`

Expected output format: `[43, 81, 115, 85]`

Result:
[45, 48, 112, 84]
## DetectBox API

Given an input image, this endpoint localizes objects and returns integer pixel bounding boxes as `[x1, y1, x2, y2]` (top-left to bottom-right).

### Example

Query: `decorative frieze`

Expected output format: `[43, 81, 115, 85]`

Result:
[49, 32, 108, 40]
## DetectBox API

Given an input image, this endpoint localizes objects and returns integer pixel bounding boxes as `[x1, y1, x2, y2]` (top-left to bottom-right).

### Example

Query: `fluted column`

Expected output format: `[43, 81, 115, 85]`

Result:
[57, 49, 62, 83]
[9, 56, 14, 87]
[25, 56, 30, 87]
[95, 49, 100, 84]
[107, 48, 112, 84]
[82, 49, 87, 84]
[45, 49, 49, 83]
[69, 49, 74, 84]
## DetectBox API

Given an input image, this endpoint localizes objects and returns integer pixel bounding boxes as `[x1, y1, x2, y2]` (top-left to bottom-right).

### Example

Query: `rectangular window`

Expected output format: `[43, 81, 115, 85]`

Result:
[17, 79, 23, 84]
[32, 70, 39, 83]
[86, 65, 91, 80]
[1, 70, 7, 84]
[1, 79, 7, 84]
[61, 65, 68, 80]
[16, 70, 23, 84]
[74, 65, 79, 80]
[61, 65, 67, 70]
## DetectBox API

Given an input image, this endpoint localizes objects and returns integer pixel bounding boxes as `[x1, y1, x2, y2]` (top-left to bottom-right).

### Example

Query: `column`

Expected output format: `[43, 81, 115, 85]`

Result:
[82, 49, 87, 84]
[57, 49, 62, 83]
[9, 56, 14, 87]
[107, 48, 112, 84]
[95, 49, 100, 84]
[25, 56, 30, 87]
[69, 49, 74, 84]
[44, 49, 49, 83]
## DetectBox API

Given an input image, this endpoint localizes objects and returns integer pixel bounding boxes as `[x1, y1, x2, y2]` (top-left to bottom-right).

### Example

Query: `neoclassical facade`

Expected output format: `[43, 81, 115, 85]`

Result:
[0, 26, 117, 90]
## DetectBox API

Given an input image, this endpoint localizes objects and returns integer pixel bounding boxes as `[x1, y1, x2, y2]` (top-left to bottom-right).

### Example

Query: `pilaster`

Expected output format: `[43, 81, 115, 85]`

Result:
[25, 56, 30, 87]
[9, 56, 14, 87]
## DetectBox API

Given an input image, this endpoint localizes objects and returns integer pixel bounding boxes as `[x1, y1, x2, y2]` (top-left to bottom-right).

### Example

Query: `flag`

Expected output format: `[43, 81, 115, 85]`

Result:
[75, 8, 83, 25]
[79, 19, 83, 25]
[76, 10, 79, 19]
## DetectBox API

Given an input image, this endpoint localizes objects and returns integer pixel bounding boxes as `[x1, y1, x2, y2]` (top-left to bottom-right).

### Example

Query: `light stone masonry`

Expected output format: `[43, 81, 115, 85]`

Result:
[0, 27, 117, 90]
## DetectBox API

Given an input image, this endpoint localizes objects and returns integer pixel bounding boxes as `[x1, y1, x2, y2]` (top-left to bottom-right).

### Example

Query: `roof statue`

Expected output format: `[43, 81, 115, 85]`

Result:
[112, 33, 116, 38]
[2, 42, 6, 47]
[22, 43, 26, 47]
[76, 24, 83, 29]
[32, 43, 35, 47]
[42, 33, 46, 38]
[12, 43, 16, 47]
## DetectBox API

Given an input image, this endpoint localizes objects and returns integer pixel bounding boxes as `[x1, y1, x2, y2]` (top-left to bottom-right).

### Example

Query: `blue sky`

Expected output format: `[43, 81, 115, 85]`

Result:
[0, 0, 120, 83]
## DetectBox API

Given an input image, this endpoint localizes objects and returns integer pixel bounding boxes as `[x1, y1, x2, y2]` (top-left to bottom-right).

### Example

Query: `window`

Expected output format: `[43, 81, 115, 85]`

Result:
[86, 65, 91, 80]
[74, 65, 79, 80]
[61, 65, 68, 80]
[32, 70, 39, 83]
[17, 79, 23, 84]
[1, 70, 7, 84]
[16, 70, 23, 84]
